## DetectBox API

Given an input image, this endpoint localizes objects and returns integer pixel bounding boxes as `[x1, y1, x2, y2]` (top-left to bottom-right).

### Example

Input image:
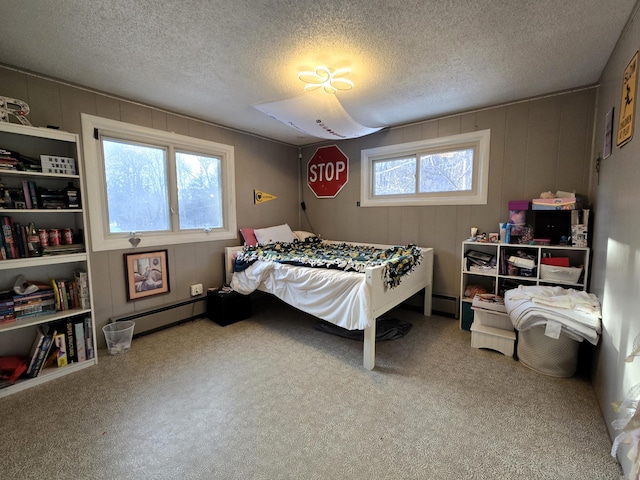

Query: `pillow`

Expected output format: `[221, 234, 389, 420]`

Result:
[240, 228, 258, 246]
[294, 230, 317, 241]
[254, 223, 296, 245]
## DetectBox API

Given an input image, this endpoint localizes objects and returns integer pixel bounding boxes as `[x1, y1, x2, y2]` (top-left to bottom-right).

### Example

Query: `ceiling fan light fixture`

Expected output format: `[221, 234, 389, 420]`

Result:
[298, 66, 353, 94]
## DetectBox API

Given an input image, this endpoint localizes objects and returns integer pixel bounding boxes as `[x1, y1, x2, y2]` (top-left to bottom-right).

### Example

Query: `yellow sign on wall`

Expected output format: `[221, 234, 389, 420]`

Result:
[617, 50, 638, 148]
[254, 190, 277, 204]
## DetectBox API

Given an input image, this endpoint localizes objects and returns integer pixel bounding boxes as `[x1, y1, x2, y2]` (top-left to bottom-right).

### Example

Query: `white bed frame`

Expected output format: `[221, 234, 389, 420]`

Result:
[224, 244, 434, 370]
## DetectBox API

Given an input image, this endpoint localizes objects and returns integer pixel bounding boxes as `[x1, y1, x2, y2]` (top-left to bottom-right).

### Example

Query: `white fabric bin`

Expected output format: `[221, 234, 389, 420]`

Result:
[517, 325, 580, 377]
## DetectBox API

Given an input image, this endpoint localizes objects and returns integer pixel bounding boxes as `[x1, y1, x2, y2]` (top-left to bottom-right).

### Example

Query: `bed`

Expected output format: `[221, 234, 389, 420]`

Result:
[224, 227, 434, 370]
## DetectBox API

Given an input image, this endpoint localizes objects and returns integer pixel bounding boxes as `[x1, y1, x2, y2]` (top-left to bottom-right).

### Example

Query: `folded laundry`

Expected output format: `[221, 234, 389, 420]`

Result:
[504, 285, 602, 345]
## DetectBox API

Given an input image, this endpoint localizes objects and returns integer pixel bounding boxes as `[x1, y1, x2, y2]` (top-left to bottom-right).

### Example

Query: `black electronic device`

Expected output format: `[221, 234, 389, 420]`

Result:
[530, 210, 572, 245]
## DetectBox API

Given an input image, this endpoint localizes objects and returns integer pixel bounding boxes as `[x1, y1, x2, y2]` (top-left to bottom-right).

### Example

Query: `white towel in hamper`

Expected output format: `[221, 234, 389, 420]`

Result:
[504, 285, 602, 345]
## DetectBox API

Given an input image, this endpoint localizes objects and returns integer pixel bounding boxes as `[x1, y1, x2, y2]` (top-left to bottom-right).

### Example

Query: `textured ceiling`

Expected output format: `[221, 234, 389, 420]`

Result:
[0, 1, 637, 146]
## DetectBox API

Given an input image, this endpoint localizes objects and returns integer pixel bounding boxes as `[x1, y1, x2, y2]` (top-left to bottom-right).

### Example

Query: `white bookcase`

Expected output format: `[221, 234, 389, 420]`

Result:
[0, 122, 96, 397]
[460, 240, 590, 330]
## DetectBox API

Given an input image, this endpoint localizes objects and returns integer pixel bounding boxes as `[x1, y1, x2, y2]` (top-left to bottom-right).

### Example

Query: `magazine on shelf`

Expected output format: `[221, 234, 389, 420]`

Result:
[471, 293, 507, 313]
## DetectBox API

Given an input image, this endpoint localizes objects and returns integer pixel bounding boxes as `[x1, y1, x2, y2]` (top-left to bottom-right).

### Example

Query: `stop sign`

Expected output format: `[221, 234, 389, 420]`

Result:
[307, 145, 349, 198]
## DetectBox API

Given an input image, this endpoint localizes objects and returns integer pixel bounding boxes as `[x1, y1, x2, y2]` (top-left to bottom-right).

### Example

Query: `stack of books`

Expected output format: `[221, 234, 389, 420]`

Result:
[0, 149, 18, 171]
[13, 289, 56, 319]
[0, 291, 15, 324]
[470, 293, 516, 358]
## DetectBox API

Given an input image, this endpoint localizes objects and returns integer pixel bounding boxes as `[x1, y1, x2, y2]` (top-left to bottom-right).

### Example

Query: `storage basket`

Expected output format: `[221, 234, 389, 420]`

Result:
[539, 264, 582, 283]
[517, 326, 580, 377]
[472, 309, 513, 330]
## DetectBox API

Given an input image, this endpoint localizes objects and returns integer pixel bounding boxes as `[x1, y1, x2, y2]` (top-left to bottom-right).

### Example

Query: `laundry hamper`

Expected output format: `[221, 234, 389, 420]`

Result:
[517, 326, 580, 377]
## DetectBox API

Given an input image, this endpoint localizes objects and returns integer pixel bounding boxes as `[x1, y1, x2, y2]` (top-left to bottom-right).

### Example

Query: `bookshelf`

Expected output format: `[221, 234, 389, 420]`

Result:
[460, 240, 590, 331]
[0, 122, 96, 397]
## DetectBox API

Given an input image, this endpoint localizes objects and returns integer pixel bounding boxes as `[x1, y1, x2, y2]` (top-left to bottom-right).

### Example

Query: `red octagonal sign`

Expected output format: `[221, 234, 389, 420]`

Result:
[307, 145, 349, 198]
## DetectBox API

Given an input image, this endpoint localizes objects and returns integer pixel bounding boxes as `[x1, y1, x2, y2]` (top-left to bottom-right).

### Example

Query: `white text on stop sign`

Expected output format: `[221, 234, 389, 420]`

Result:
[309, 161, 346, 183]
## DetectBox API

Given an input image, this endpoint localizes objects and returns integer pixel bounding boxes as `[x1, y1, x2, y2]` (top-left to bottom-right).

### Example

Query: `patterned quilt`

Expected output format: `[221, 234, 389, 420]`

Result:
[233, 236, 423, 289]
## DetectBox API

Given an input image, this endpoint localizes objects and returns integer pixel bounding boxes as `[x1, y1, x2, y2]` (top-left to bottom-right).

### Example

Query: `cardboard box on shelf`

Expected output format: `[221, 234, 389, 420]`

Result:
[532, 197, 584, 210]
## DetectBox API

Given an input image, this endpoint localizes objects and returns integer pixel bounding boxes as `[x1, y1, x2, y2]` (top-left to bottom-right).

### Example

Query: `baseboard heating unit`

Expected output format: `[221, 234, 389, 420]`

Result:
[111, 296, 207, 337]
[432, 293, 459, 318]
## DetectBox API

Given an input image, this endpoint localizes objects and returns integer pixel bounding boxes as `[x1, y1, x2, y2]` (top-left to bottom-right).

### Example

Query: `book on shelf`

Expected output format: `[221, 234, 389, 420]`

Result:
[25, 328, 46, 376]
[65, 319, 77, 363]
[0, 216, 18, 259]
[21, 181, 32, 209]
[84, 317, 94, 360]
[13, 289, 56, 318]
[73, 319, 86, 362]
[0, 291, 16, 323]
[13, 222, 26, 258]
[27, 181, 38, 209]
[25, 327, 56, 378]
[74, 270, 90, 309]
[53, 332, 68, 367]
[471, 293, 507, 313]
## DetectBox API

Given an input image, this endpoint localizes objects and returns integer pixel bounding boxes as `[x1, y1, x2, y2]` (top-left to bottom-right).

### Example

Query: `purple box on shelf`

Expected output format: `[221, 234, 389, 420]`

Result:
[508, 200, 530, 211]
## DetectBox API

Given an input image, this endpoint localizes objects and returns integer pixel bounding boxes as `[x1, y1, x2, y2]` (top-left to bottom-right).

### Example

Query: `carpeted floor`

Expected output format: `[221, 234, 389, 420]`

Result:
[0, 295, 622, 479]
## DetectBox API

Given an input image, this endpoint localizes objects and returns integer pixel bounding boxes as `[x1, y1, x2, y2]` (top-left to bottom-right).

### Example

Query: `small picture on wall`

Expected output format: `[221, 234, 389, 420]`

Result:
[604, 107, 614, 159]
[124, 250, 170, 301]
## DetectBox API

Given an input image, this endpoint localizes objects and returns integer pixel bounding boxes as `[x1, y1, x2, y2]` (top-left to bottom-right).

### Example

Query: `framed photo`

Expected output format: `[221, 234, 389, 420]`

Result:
[488, 232, 499, 243]
[604, 107, 614, 159]
[124, 250, 170, 301]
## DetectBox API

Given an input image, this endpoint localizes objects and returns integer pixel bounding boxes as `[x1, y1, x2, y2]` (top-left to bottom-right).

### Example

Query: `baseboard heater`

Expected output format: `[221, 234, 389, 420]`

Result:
[432, 293, 459, 318]
[111, 296, 207, 338]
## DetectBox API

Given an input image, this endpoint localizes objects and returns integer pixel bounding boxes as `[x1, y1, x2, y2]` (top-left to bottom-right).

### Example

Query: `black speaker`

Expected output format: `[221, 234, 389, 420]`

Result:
[530, 210, 572, 245]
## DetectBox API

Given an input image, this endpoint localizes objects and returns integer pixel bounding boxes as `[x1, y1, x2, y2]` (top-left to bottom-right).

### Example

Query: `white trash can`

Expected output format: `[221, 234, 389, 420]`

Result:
[102, 321, 135, 355]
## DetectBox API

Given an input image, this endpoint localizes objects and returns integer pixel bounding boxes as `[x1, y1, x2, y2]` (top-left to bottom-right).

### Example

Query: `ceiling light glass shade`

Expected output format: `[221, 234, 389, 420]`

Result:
[298, 66, 353, 94]
[254, 89, 383, 141]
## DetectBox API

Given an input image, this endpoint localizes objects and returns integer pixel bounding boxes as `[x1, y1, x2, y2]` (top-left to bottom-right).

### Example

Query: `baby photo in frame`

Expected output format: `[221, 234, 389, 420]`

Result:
[124, 250, 170, 301]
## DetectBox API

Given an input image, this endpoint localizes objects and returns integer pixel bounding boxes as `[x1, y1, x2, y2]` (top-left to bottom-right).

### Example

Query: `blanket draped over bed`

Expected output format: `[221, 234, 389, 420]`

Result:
[233, 237, 423, 289]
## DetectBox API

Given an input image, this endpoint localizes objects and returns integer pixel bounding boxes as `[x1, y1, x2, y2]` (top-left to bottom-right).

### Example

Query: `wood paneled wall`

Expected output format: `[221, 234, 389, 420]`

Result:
[300, 89, 596, 299]
[0, 65, 597, 338]
[0, 66, 299, 344]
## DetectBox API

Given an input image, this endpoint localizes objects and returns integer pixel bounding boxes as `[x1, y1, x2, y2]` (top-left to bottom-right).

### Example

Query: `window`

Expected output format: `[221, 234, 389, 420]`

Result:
[360, 129, 490, 207]
[81, 114, 236, 251]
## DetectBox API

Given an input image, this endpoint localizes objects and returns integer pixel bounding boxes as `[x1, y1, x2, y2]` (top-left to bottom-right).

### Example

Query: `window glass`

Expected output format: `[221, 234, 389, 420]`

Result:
[419, 148, 474, 193]
[176, 151, 223, 229]
[102, 139, 170, 233]
[81, 114, 237, 251]
[360, 130, 490, 207]
[373, 157, 416, 196]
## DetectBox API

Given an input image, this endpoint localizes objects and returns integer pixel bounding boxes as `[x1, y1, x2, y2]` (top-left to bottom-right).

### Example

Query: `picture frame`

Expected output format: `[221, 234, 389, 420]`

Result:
[604, 107, 614, 159]
[488, 232, 499, 243]
[124, 250, 170, 301]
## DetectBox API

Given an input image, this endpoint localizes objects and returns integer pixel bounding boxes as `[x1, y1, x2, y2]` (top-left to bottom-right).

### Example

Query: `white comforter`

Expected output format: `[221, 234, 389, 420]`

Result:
[230, 261, 371, 330]
[504, 285, 602, 345]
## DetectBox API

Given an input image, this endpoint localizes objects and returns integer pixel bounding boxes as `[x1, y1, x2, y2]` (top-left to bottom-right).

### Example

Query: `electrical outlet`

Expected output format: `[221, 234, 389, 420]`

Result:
[190, 283, 203, 296]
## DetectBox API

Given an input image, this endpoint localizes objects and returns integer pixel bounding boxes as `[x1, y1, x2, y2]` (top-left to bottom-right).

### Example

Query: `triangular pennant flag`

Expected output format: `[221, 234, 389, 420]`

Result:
[254, 190, 277, 204]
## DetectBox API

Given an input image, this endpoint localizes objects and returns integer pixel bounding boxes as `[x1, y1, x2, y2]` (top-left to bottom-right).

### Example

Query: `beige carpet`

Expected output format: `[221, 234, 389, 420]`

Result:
[0, 295, 622, 479]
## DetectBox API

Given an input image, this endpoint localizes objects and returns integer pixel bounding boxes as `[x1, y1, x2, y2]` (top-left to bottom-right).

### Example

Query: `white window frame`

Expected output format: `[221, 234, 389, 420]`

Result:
[360, 129, 491, 207]
[81, 114, 236, 252]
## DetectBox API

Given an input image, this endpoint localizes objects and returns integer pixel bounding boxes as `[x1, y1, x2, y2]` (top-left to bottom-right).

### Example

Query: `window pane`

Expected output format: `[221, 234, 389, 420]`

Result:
[176, 151, 223, 229]
[102, 139, 170, 233]
[373, 157, 416, 195]
[419, 148, 474, 193]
